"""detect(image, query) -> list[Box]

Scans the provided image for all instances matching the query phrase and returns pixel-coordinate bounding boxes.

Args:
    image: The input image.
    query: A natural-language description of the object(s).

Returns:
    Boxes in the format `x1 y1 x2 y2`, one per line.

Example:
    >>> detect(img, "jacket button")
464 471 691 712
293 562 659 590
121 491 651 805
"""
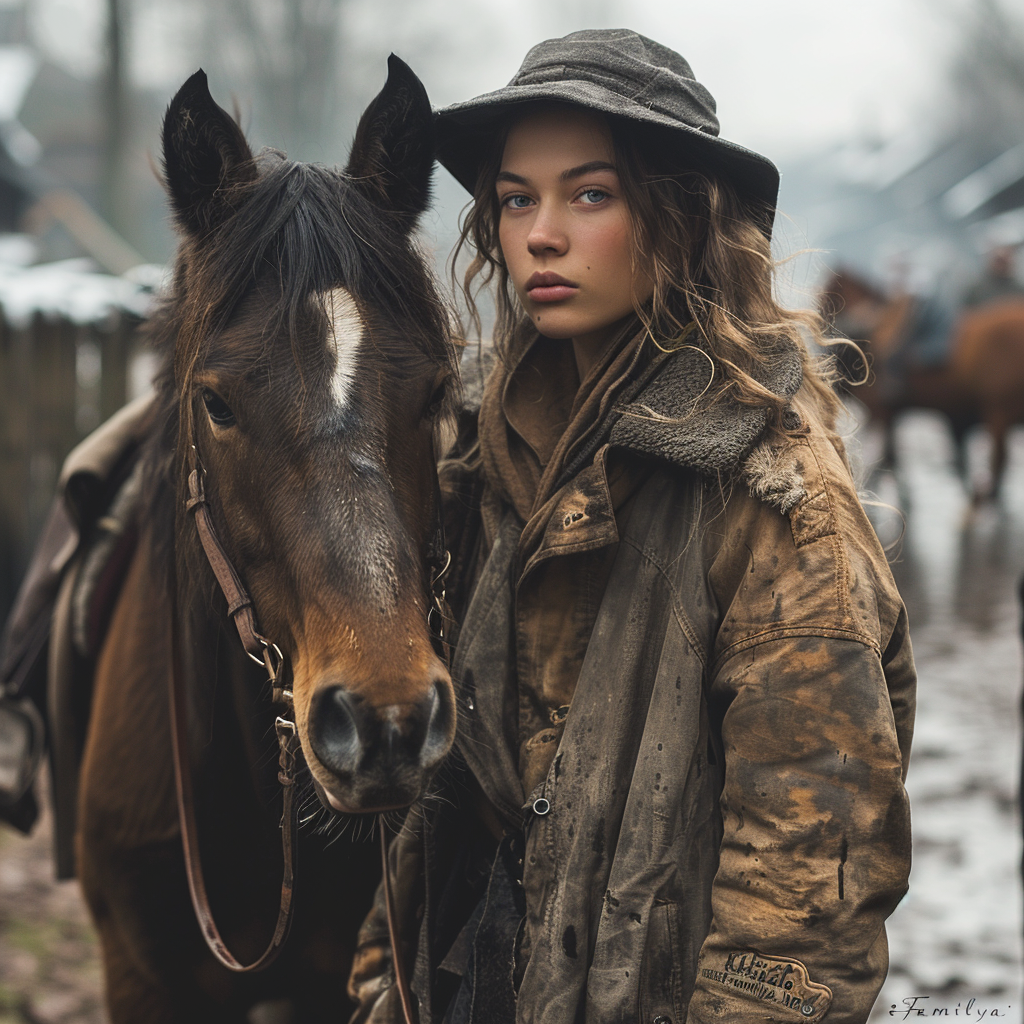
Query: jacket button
653 1017 672 1024
532 797 551 816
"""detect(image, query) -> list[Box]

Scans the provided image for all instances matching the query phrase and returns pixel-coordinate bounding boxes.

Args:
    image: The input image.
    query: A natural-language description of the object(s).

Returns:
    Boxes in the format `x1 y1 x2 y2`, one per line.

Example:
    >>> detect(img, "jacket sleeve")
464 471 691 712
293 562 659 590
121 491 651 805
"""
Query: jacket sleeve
685 627 913 1024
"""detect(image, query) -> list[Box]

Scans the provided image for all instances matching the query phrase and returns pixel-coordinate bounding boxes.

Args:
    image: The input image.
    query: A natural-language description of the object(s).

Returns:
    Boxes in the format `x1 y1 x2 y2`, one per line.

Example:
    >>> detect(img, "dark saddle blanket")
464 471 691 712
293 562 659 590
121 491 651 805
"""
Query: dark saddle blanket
0 397 154 872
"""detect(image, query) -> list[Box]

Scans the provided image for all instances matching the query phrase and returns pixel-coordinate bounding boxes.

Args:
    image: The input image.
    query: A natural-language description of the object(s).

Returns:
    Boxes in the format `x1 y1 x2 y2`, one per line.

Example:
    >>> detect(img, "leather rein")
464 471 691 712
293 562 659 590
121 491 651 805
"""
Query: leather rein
170 460 447 1022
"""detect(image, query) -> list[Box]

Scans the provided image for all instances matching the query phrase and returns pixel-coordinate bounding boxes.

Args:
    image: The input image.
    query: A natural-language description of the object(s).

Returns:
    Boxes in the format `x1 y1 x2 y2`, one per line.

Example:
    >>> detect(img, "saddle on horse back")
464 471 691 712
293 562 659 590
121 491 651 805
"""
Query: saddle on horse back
0 395 154 872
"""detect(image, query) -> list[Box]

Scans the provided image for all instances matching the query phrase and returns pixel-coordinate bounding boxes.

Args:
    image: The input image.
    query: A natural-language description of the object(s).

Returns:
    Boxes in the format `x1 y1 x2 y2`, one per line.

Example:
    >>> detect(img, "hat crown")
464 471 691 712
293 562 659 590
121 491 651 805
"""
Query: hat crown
511 29 720 138
433 27 780 233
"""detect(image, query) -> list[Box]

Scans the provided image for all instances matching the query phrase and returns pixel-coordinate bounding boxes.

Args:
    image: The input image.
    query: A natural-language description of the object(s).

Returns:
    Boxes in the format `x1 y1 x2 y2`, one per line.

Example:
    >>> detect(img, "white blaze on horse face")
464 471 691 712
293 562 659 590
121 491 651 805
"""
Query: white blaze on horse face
320 288 399 614
325 287 365 411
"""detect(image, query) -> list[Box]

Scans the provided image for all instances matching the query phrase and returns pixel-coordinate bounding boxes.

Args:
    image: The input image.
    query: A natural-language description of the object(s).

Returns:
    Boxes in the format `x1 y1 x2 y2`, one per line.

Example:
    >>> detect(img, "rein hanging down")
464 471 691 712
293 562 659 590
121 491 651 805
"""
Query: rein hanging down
172 454 448 1022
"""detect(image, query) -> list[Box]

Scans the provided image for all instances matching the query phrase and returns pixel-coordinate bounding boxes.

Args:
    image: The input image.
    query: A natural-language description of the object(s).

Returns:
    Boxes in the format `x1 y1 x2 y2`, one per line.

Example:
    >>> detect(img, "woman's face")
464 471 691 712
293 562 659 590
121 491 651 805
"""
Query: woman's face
496 106 652 353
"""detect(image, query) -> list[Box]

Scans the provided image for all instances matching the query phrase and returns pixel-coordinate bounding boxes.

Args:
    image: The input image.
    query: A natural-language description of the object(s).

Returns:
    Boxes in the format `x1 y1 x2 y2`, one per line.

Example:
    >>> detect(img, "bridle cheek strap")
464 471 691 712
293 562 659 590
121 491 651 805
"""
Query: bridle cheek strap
173 467 296 973
187 470 274 665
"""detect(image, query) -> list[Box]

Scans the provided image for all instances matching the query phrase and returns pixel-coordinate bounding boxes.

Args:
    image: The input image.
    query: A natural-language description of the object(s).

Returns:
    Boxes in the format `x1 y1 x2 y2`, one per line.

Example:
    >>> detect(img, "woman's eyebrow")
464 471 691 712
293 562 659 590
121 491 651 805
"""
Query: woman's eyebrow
560 160 616 181
495 161 618 187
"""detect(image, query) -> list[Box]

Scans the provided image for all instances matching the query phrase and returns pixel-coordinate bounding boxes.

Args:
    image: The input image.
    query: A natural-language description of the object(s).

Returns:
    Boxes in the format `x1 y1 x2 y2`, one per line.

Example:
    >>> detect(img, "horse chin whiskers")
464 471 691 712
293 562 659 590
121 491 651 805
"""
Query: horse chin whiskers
295 772 366 841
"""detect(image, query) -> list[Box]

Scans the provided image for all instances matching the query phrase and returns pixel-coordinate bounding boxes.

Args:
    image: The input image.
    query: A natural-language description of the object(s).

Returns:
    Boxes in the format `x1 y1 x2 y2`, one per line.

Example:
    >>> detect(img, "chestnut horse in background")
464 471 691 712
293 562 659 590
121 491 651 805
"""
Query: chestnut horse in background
75 62 458 1022
820 266 1024 499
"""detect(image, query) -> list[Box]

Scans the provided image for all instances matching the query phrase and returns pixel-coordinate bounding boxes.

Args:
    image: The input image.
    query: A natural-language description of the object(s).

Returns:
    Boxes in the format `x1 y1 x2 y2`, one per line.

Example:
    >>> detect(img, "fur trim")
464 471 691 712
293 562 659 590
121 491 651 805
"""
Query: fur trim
740 439 807 514
609 337 808 508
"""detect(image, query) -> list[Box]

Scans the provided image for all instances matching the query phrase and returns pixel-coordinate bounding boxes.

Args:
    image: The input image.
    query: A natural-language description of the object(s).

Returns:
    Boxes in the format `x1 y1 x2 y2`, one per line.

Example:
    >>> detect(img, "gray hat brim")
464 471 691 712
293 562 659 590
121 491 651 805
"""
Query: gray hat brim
435 82 779 233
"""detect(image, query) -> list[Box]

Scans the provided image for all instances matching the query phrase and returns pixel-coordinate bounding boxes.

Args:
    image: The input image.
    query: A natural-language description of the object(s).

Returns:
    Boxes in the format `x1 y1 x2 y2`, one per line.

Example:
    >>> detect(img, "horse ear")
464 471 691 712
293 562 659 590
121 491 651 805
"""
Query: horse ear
162 69 257 236
345 54 434 222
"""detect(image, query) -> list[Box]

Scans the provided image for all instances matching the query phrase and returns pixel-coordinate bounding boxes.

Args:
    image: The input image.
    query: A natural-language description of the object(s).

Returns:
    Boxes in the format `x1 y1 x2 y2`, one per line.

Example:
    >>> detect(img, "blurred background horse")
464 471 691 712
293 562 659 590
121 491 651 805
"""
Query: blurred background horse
820 264 1024 500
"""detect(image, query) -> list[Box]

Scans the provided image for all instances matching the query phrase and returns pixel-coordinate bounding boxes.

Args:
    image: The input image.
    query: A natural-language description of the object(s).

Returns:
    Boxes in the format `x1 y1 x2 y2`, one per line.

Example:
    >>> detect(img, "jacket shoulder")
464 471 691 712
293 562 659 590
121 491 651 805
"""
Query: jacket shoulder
709 416 905 666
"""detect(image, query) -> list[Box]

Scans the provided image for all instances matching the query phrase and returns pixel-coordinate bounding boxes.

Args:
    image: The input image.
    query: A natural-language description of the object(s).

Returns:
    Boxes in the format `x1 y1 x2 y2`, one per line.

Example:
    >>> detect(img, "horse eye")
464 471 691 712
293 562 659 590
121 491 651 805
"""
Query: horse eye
425 381 447 418
201 388 236 427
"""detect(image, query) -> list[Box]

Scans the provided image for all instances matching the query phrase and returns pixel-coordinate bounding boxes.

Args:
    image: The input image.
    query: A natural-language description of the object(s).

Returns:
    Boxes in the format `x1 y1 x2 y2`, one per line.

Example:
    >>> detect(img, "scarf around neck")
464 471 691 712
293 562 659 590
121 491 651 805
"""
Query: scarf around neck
478 318 649 526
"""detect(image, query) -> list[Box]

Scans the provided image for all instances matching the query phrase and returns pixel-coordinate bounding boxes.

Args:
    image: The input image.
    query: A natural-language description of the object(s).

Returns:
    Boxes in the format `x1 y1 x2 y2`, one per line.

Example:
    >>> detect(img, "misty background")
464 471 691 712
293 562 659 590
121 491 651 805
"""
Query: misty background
2 2 1024 1023
6 0 1023 298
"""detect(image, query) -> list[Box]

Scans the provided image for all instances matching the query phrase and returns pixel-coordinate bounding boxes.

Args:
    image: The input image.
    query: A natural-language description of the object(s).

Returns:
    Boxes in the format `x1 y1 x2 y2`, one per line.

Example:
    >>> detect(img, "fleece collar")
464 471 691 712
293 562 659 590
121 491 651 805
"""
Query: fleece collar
607 334 808 512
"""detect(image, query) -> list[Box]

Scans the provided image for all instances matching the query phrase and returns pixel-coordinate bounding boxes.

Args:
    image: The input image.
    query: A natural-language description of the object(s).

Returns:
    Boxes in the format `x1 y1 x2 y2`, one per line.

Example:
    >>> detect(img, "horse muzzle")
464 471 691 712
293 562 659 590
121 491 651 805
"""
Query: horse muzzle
305 670 455 812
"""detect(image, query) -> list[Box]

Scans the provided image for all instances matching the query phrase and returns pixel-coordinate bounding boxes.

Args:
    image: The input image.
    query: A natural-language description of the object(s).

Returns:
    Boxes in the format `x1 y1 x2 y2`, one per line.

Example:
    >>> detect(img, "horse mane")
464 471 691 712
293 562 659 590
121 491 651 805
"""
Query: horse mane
138 149 459 576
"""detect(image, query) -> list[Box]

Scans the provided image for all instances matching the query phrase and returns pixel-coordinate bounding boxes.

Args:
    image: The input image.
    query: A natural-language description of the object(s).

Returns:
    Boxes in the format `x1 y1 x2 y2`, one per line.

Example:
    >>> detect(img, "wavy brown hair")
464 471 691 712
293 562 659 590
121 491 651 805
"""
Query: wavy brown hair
451 105 842 439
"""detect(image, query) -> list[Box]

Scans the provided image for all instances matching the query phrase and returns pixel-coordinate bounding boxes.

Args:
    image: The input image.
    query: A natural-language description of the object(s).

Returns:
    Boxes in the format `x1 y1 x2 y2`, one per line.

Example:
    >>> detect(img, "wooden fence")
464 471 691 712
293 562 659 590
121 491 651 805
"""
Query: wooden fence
0 311 147 626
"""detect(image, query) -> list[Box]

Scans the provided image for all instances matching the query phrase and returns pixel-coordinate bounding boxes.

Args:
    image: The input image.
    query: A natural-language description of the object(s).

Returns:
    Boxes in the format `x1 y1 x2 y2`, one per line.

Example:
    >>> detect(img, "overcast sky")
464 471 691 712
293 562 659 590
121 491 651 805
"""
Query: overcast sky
27 0 1004 162
355 0 985 161
22 0 1024 276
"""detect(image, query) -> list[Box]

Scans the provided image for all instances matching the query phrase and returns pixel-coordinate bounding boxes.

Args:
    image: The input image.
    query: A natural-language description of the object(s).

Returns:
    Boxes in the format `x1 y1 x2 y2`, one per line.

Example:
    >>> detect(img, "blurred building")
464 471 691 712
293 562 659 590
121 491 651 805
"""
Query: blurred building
0 8 161 625
781 130 1024 302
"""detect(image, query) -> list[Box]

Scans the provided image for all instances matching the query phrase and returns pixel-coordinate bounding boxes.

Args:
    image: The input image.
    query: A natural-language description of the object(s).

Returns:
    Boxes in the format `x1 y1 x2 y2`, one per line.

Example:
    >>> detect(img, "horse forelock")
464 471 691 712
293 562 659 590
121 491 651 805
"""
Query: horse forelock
144 151 457 455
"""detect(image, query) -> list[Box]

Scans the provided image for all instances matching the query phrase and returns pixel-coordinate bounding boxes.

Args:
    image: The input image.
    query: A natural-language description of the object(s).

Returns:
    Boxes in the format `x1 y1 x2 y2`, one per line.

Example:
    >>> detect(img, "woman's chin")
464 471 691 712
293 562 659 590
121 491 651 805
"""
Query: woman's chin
530 310 603 341
528 308 634 346
529 312 575 338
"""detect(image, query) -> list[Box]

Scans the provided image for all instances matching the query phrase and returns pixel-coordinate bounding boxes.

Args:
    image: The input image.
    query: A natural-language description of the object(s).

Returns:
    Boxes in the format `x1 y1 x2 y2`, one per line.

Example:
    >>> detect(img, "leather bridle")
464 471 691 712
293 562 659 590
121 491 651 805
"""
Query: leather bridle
171 457 447 1022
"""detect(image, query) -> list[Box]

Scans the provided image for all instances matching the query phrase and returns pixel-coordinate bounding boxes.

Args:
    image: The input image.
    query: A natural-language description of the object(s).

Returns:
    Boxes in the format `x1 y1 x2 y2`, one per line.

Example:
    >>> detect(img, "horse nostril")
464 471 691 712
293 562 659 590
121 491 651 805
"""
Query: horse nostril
419 676 455 770
308 674 455 783
308 686 362 776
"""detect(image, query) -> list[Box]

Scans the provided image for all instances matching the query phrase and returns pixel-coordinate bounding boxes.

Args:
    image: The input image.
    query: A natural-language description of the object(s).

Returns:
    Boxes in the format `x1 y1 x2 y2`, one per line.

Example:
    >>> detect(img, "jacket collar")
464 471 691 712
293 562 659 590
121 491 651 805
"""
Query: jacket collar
462 329 809 526
609 334 804 480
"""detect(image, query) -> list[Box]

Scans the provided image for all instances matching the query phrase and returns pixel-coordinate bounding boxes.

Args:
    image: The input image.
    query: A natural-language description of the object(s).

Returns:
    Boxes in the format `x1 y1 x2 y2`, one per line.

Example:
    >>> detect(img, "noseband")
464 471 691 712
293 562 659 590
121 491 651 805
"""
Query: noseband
171 456 448 1018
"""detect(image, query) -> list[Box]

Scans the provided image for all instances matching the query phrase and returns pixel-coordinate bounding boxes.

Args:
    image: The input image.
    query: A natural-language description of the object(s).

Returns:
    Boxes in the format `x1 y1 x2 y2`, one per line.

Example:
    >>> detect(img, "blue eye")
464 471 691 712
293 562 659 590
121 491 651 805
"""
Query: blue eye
579 189 609 204
502 194 533 210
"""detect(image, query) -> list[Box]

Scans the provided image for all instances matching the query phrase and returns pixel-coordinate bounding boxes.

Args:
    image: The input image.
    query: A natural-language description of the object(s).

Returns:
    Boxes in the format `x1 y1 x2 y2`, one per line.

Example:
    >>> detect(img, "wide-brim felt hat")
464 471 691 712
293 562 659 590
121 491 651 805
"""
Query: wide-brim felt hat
435 28 779 234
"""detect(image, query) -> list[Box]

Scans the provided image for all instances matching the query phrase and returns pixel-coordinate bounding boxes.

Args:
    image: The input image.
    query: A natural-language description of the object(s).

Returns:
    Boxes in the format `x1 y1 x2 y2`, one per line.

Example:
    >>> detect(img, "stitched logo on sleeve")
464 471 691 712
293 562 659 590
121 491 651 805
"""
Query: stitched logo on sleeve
699 951 833 1021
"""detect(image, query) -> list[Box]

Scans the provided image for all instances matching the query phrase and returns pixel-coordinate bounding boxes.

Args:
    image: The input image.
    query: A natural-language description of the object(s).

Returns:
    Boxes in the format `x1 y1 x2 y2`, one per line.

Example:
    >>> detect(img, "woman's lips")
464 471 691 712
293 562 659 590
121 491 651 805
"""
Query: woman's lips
526 271 578 303
529 285 577 302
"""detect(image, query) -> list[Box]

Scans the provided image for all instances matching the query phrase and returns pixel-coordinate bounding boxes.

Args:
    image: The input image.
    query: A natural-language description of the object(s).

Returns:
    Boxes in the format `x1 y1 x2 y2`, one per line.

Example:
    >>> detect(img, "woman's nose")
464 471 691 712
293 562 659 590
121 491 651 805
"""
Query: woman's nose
526 205 568 256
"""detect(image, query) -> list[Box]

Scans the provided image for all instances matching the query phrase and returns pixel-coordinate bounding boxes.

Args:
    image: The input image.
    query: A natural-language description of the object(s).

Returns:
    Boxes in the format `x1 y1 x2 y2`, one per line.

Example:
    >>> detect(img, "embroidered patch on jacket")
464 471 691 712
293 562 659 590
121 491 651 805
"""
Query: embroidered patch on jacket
699 950 833 1021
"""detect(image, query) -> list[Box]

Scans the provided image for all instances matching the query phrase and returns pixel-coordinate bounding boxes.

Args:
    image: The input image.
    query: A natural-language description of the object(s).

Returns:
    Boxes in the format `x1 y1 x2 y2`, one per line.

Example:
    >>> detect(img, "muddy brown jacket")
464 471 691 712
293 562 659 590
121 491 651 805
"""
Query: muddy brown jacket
349 341 915 1024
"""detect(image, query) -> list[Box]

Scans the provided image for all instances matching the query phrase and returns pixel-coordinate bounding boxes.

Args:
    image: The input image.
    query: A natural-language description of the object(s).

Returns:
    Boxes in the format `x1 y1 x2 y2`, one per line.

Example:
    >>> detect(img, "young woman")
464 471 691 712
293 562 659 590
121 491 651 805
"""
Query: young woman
349 29 914 1024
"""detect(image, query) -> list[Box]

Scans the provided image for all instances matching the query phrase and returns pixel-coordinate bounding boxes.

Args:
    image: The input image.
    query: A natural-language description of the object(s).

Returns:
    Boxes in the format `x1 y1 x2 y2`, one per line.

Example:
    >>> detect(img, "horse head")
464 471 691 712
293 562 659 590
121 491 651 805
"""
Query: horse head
157 60 458 814
819 265 911 389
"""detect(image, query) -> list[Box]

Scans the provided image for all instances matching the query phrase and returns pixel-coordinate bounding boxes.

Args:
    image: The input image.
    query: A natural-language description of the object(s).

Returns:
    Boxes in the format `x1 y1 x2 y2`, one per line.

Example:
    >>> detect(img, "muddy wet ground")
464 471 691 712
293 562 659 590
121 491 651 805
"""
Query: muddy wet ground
0 772 103 1024
0 407 1022 1022
861 410 1024 1022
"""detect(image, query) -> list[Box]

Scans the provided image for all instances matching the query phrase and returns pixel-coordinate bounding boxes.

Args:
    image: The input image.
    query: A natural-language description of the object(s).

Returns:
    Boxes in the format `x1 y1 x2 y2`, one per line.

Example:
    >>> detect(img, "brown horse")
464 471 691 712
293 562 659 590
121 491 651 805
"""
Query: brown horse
820 265 1024 498
75 62 459 1022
